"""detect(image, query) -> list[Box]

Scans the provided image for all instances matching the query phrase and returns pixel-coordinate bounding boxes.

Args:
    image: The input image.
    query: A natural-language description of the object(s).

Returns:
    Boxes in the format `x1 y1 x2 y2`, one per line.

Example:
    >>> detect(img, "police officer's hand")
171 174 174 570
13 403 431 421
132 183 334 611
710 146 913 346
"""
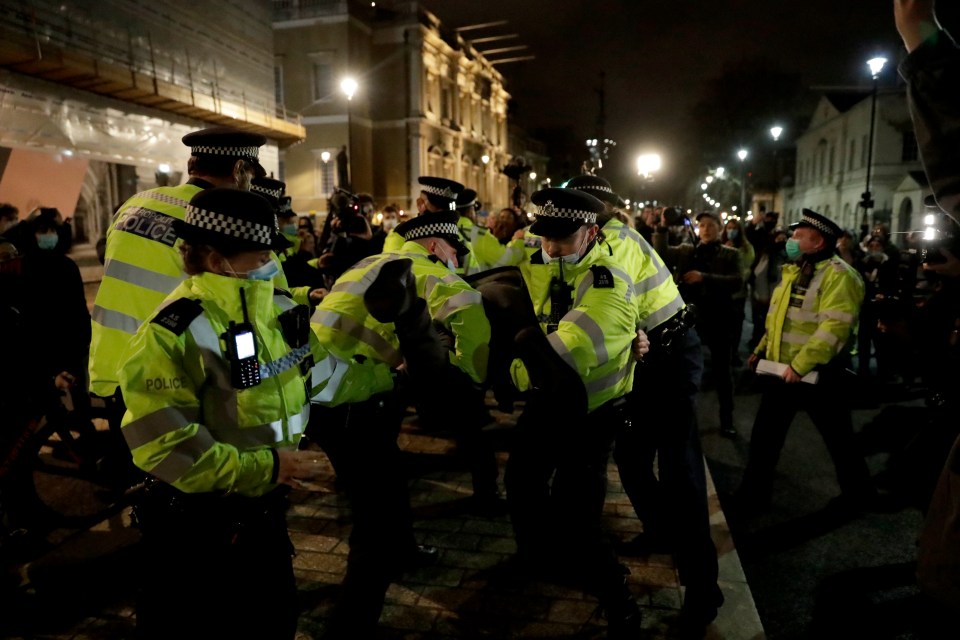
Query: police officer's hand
747 353 761 371
309 287 328 304
276 449 329 490
513 229 525 241
782 366 803 384
632 329 650 362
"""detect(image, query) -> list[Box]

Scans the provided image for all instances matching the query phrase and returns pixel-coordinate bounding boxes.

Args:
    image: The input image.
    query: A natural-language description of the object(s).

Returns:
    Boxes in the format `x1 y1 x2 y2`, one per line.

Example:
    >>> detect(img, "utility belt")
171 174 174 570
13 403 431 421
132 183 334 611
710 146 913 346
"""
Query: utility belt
646 304 697 355
132 476 290 537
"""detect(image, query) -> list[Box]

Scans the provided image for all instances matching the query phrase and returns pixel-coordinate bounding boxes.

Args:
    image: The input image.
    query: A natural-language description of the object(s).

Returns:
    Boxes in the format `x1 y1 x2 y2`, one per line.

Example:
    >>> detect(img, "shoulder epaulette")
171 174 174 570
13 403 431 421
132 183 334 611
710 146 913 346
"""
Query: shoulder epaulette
590 265 615 288
151 298 203 335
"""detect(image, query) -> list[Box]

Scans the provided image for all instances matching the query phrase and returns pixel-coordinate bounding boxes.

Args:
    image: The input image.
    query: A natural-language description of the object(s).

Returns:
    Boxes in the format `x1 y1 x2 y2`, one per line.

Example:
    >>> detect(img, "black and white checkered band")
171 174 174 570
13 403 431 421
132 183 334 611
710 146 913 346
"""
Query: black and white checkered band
579 184 614 194
421 184 457 201
457 197 477 209
251 185 283 200
402 221 460 241
184 204 273 245
800 214 834 236
536 200 597 224
190 145 260 159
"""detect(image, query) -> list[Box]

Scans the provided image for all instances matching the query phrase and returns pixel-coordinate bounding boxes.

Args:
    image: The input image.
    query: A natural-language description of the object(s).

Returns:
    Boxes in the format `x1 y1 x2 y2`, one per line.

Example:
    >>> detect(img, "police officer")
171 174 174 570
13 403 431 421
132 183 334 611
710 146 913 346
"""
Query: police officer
382 175 464 252
566 174 723 638
118 188 338 639
456 188 526 274
308 209 495 637
738 209 876 511
90 126 268 418
505 187 642 637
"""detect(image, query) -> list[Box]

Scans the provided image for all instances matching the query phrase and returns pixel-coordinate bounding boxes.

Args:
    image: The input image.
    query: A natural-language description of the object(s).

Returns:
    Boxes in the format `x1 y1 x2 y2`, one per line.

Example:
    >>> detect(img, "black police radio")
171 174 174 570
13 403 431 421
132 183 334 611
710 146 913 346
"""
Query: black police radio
224 288 261 389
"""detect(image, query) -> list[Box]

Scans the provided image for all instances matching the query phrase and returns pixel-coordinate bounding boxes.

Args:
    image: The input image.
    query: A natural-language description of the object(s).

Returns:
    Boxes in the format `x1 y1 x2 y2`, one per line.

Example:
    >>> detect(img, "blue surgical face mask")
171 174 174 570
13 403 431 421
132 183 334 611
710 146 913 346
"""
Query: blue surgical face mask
785 238 803 261
36 233 59 250
542 232 587 265
726 229 739 240
225 257 280 281
281 223 298 236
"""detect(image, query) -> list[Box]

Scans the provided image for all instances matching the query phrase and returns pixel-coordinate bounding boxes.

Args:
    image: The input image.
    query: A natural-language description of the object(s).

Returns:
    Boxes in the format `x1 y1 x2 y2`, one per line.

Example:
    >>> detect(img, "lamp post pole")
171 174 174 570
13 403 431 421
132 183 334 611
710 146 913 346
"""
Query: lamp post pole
861 57 887 230
340 77 358 191
737 148 748 215
769 126 783 213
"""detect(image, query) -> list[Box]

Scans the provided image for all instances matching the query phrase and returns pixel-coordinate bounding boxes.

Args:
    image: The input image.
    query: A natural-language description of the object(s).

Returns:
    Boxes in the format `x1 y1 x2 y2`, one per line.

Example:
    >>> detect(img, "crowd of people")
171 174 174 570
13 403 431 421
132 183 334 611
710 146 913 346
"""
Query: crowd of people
3 1 960 637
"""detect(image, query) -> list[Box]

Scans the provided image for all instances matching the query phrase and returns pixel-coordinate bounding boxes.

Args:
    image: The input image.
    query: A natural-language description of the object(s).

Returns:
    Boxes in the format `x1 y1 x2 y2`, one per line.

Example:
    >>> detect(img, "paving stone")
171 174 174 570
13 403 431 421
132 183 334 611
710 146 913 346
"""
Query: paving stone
292 551 347 573
379 603 437 631
438 549 505 570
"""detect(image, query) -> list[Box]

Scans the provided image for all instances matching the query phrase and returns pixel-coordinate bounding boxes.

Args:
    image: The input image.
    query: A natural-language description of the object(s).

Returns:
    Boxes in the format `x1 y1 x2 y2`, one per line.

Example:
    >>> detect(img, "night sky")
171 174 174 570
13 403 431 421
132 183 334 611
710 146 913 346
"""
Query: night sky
421 0 937 199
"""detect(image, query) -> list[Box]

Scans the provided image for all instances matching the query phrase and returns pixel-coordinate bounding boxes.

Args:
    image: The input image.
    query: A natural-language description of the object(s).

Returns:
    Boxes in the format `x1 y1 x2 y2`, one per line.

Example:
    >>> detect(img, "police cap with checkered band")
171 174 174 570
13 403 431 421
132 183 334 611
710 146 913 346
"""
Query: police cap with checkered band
394 210 468 256
182 126 268 178
529 187 605 238
789 208 843 240
565 174 626 208
250 176 286 210
418 176 464 211
174 187 291 253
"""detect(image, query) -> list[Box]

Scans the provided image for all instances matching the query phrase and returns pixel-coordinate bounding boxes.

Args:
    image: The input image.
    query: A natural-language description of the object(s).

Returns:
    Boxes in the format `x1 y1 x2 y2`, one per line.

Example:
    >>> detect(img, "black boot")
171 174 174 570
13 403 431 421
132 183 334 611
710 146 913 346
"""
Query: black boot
363 257 416 323
602 584 643 639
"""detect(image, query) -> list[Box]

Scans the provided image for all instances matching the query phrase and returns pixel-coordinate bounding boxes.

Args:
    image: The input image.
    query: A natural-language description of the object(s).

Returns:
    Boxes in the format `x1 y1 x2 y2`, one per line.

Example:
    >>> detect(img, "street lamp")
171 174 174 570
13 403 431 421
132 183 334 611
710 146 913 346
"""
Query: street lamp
861 56 887 228
636 153 661 207
770 125 783 212
340 76 358 190
737 148 749 215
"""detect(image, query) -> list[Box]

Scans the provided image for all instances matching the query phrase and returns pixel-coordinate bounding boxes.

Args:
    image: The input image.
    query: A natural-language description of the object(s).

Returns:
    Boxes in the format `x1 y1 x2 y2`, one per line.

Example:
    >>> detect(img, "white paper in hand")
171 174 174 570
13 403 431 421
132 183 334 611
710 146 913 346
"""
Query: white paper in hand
756 359 819 384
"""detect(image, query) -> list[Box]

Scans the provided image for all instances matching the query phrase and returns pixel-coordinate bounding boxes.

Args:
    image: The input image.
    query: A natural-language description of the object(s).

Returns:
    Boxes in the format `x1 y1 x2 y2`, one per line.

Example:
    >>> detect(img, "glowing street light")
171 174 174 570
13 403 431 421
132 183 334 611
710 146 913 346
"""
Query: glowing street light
861 56 888 227
481 154 490 164
320 151 331 163
340 77 358 100
770 126 783 142
636 153 662 178
737 149 749 214
340 77 358 190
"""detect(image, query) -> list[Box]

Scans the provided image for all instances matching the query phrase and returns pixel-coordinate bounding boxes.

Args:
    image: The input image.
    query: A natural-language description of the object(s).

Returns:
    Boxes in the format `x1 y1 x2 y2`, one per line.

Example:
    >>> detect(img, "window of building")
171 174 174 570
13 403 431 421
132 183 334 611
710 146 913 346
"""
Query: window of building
307 51 336 103
828 144 835 179
314 149 336 198
902 131 919 162
274 59 285 108
861 134 869 167
848 139 856 171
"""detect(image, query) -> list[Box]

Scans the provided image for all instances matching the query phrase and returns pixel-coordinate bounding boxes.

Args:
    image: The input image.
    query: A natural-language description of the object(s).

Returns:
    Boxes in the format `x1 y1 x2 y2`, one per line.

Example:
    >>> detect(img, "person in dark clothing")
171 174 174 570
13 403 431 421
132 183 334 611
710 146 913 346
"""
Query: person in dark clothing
653 212 743 436
857 235 902 379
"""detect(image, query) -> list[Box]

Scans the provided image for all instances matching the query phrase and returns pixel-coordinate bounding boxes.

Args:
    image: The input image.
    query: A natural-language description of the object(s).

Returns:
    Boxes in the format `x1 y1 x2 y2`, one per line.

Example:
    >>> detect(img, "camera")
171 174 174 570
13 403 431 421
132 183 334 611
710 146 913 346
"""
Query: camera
329 188 367 235
920 197 960 265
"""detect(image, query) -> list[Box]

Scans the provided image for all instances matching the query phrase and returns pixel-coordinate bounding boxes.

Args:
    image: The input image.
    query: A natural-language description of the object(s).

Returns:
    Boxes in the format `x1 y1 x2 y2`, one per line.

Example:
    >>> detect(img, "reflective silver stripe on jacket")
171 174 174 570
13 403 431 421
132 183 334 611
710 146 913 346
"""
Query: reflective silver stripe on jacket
311 352 353 404
822 309 855 323
800 267 829 311
423 271 464 300
330 280 367 296
104 259 184 294
434 289 482 322
781 332 810 345
548 309 609 367
147 427 217 484
186 313 239 426
585 364 632 395
607 266 633 303
206 403 310 449
785 308 819 323
812 328 842 348
310 308 402 366
643 297 685 330
122 406 201 449
634 265 671 296
575 271 595 307
92 304 142 335
493 243 524 267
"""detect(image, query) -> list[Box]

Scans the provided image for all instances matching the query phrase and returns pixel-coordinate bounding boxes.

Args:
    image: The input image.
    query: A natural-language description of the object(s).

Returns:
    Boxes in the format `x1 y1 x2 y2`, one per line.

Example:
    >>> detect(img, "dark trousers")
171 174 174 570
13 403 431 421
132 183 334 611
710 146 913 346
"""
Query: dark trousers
740 372 874 501
309 395 416 632
750 299 770 350
505 396 629 600
614 328 719 592
134 487 298 640
700 325 735 429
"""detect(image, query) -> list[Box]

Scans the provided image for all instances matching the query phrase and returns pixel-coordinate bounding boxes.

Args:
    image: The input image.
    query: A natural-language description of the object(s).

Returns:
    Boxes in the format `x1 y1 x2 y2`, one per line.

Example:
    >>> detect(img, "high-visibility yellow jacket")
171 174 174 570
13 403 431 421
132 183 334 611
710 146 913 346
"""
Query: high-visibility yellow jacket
309 242 491 404
601 217 687 330
754 255 864 376
459 216 526 274
90 182 304 397
119 273 355 497
511 242 639 412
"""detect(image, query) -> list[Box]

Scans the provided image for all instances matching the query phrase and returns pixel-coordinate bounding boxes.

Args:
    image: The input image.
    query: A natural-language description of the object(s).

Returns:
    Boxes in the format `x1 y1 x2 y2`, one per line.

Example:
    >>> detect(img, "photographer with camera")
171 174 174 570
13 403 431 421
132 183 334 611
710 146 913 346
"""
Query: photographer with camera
315 188 377 289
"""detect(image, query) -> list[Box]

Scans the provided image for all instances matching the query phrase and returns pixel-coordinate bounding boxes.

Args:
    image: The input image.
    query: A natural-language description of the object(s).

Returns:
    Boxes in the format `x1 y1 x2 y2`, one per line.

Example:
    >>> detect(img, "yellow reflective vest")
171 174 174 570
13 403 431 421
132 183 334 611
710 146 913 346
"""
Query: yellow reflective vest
309 242 491 405
119 273 352 497
601 217 687 331
511 243 639 412
90 182 297 397
459 216 526 274
753 255 864 376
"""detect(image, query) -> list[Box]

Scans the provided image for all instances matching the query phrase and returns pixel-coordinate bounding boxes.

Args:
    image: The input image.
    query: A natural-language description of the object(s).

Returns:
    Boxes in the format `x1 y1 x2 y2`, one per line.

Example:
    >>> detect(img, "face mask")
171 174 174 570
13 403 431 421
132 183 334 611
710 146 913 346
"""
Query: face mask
867 251 885 260
784 238 803 261
281 223 298 236
726 229 739 240
225 257 280 281
542 232 587 265
382 219 397 231
37 233 59 250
